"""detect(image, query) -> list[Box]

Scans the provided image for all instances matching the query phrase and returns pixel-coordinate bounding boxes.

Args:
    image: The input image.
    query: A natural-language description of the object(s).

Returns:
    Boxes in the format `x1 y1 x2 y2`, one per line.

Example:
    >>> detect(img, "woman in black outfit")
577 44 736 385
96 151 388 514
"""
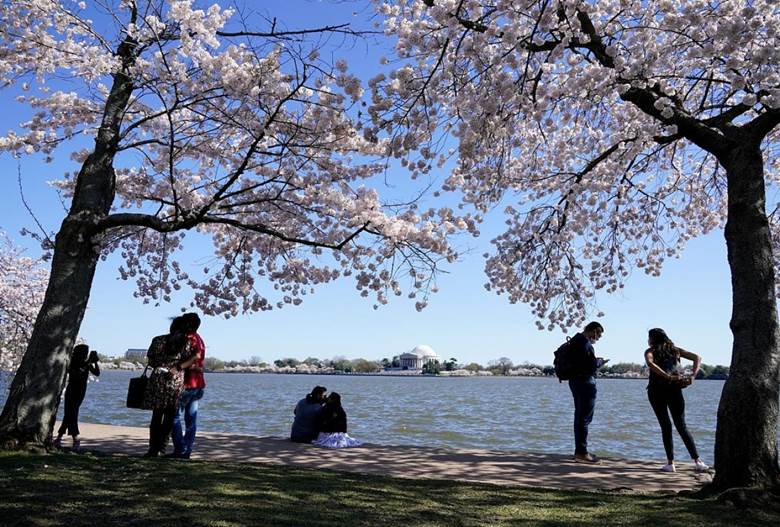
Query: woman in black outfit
644 328 709 473
318 392 348 433
312 392 362 448
53 344 100 450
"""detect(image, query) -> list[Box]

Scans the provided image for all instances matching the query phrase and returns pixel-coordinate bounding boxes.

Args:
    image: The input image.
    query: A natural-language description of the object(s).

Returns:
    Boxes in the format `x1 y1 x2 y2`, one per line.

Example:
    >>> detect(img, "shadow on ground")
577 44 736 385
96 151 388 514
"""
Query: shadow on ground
78 422 710 492
0 448 777 527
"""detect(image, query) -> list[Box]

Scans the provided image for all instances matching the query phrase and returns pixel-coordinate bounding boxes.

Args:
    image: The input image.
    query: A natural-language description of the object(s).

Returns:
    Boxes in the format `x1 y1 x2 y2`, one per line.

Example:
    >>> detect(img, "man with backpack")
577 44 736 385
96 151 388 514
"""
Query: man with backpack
559 321 609 463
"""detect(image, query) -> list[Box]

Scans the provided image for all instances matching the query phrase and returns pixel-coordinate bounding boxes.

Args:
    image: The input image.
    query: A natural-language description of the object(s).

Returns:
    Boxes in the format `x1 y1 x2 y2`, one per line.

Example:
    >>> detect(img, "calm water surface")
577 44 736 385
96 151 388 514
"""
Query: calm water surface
3 372 778 462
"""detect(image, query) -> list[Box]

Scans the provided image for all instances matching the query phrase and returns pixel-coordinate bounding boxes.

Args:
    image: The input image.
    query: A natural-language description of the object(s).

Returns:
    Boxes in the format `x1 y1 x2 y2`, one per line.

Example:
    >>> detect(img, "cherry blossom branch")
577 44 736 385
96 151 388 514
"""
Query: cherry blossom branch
16 164 53 247
95 212 371 251
420 0 489 33
216 23 375 39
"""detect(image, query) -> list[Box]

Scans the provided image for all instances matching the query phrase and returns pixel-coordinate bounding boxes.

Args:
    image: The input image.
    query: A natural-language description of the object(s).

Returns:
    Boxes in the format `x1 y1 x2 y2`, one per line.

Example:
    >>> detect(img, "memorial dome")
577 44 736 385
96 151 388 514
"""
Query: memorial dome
411 344 437 358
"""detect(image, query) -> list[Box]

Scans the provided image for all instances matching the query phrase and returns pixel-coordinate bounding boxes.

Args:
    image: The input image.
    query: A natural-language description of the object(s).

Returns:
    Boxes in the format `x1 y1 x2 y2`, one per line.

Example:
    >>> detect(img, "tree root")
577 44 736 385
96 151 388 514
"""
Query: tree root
0 436 49 454
713 485 780 509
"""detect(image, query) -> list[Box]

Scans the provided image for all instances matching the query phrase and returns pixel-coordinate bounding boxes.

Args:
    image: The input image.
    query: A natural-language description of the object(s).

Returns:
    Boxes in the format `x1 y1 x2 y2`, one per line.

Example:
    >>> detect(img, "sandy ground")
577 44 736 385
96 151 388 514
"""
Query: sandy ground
67 422 712 493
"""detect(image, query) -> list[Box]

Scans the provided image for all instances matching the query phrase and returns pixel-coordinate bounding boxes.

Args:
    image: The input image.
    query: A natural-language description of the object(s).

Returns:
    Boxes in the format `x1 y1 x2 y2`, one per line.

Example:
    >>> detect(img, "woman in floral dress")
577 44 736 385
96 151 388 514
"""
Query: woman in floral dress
143 317 197 457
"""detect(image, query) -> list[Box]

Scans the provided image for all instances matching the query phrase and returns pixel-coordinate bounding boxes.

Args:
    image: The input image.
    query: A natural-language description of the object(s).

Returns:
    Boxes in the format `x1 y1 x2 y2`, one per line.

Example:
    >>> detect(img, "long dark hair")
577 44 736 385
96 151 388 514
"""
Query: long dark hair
322 392 343 421
164 316 188 358
648 328 679 363
326 392 342 408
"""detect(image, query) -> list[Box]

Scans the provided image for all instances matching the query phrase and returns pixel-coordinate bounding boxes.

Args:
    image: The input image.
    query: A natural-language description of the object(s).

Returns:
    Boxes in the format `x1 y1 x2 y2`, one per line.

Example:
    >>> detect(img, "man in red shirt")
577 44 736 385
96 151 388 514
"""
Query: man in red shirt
169 312 206 459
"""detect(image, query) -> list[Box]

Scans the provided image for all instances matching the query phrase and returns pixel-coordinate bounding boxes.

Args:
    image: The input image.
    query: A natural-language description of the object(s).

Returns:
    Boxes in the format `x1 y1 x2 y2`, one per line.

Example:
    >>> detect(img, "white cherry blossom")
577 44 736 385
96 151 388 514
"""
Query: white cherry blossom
0 0 468 448
370 0 780 491
370 0 779 328
0 233 47 374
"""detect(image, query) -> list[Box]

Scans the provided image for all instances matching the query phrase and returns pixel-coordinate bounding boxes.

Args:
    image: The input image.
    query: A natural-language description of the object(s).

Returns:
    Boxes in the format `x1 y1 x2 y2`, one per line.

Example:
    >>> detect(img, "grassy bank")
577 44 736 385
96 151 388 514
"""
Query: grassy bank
1 450 777 527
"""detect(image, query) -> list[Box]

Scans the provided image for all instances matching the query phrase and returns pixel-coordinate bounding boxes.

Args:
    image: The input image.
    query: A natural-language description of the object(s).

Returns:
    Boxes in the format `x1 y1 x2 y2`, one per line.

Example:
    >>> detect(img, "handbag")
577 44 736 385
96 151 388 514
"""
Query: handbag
669 373 693 389
677 375 693 389
126 366 151 409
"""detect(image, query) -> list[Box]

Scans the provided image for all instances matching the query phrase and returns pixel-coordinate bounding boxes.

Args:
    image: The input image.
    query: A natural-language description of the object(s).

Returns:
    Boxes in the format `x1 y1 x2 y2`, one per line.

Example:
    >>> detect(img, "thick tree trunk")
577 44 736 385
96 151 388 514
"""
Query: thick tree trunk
0 218 101 447
0 32 136 448
715 143 780 489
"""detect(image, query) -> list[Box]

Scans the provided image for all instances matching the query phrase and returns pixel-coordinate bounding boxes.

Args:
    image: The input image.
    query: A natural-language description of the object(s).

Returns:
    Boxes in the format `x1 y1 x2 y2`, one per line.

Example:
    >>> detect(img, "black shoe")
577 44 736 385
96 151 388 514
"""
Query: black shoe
163 451 190 459
142 450 159 458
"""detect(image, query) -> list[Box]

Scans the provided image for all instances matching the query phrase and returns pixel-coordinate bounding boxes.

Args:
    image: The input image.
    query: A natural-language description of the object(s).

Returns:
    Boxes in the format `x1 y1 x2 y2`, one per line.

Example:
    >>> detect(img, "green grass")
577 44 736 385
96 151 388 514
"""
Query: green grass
0 450 777 527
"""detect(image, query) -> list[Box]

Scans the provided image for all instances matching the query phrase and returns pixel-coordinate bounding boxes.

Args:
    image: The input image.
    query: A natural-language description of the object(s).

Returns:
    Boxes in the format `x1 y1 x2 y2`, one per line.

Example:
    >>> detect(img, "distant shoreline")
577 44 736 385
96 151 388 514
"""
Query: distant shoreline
95 365 728 380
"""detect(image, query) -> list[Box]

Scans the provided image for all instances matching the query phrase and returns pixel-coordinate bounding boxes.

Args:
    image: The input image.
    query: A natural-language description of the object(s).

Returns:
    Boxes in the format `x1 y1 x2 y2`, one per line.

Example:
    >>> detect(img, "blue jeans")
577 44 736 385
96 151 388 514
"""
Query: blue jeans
172 388 204 455
568 377 597 455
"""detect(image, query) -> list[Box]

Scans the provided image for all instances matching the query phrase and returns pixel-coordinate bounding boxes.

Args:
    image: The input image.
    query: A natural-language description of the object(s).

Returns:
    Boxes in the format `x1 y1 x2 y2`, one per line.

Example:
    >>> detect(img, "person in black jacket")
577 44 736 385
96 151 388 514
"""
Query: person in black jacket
53 344 100 451
311 392 362 448
567 321 609 463
318 392 348 433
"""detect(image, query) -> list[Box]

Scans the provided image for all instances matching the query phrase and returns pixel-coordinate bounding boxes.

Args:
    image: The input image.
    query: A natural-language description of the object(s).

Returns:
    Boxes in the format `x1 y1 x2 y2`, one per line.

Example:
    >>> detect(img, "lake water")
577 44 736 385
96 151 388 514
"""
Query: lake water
3 371 779 462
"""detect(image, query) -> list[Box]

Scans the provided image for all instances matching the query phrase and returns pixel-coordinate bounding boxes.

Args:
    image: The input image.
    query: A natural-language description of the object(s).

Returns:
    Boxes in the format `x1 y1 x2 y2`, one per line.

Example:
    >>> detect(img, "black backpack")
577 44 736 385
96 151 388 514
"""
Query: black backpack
553 337 574 382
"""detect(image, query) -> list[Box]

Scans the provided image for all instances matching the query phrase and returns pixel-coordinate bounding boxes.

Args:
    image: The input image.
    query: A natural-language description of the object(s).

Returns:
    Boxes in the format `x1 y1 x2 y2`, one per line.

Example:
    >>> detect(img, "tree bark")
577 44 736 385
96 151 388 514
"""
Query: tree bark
715 142 780 489
0 33 136 448
0 218 102 447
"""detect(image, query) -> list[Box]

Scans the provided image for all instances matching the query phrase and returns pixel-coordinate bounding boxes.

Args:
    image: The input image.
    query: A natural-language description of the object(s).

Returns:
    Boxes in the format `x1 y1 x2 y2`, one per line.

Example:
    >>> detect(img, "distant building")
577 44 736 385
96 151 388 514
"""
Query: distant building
399 344 440 370
125 348 146 361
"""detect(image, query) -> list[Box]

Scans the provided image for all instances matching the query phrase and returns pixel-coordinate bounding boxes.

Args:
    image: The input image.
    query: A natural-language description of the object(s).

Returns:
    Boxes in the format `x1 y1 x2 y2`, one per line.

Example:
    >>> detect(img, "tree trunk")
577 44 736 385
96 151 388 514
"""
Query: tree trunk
0 33 136 448
715 143 780 489
0 218 101 447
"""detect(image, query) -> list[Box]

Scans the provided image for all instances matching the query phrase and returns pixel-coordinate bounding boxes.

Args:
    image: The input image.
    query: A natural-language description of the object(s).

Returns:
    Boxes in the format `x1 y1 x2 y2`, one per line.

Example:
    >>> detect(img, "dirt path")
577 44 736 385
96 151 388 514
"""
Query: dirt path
74 422 711 492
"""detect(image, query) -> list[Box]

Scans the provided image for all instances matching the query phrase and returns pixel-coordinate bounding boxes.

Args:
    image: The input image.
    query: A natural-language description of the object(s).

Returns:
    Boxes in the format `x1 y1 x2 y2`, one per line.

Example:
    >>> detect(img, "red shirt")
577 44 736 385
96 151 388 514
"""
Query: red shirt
183 332 206 389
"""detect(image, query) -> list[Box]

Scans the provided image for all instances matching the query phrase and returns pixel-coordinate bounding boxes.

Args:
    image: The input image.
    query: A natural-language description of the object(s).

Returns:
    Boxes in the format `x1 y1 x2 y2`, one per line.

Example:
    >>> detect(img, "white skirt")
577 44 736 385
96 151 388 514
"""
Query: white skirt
312 432 362 449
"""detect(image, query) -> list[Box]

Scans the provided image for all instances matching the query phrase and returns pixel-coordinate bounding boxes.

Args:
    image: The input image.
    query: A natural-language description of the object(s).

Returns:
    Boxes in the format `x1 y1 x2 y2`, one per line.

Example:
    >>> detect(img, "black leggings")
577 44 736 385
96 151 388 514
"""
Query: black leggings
648 385 699 461
58 386 86 437
148 407 176 454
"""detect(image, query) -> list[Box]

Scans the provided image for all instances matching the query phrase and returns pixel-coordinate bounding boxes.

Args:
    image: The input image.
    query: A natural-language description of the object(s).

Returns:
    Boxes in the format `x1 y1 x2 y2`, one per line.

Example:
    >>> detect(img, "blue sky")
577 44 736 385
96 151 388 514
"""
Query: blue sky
0 0 736 366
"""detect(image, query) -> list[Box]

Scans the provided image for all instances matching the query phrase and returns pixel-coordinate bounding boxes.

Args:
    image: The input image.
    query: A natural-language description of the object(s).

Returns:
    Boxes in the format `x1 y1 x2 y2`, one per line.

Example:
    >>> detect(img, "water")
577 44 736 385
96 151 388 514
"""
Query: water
2 372 777 462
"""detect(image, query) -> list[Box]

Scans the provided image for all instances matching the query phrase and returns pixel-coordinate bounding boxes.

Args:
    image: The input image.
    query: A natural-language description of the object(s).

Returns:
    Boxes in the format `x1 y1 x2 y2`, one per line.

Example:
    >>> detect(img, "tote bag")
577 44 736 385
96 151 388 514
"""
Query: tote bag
126 366 151 409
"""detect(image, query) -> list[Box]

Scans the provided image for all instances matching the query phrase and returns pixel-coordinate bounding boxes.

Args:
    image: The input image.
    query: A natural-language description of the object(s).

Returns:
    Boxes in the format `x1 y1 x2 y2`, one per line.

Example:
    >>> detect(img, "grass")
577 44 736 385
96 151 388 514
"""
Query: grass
1 450 778 527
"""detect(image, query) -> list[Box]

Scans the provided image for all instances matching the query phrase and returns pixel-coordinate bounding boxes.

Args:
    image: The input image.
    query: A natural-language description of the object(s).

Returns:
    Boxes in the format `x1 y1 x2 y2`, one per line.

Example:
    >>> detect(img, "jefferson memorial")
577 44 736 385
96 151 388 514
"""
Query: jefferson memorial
399 344 440 370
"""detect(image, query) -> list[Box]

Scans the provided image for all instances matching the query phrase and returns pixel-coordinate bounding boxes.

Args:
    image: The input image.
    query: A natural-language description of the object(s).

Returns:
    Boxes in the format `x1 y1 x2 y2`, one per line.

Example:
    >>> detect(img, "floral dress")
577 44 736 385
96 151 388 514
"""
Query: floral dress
143 334 195 410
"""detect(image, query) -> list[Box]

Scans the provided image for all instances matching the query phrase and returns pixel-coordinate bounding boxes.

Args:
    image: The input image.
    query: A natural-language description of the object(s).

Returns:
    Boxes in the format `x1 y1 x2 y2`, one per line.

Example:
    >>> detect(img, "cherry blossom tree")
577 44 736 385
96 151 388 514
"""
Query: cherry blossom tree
0 233 48 376
0 0 470 448
370 0 780 490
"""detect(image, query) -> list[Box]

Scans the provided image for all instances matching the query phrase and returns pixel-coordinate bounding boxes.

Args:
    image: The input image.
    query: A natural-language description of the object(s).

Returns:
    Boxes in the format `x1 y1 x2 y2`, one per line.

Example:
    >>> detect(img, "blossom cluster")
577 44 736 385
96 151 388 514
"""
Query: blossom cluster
370 0 779 329
0 1 471 317
0 233 48 372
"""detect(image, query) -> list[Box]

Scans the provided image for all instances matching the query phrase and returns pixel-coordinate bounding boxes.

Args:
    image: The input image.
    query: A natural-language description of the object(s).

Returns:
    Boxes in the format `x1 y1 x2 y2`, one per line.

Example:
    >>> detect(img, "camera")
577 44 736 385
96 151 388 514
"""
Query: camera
88 350 99 363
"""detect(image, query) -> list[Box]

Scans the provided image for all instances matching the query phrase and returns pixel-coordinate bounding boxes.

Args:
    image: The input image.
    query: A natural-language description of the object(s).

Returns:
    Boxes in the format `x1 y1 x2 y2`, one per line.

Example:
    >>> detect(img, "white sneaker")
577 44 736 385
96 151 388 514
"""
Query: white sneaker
661 463 676 472
694 459 710 472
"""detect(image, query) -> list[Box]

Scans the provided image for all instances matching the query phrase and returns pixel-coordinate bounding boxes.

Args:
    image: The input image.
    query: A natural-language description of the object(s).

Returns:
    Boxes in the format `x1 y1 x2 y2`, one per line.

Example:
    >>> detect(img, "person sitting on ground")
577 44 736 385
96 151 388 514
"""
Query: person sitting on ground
312 392 362 449
53 344 100 451
290 385 327 443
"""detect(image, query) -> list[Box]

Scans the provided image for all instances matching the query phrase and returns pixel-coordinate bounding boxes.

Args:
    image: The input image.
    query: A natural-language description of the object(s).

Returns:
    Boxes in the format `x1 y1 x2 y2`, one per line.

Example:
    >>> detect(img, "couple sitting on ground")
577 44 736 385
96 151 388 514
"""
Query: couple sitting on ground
290 385 362 448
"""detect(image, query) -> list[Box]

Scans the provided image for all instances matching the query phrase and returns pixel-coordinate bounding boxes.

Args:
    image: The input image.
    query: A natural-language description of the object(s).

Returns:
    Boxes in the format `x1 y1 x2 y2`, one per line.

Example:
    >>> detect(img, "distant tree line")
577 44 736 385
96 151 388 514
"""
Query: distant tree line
96 352 730 379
